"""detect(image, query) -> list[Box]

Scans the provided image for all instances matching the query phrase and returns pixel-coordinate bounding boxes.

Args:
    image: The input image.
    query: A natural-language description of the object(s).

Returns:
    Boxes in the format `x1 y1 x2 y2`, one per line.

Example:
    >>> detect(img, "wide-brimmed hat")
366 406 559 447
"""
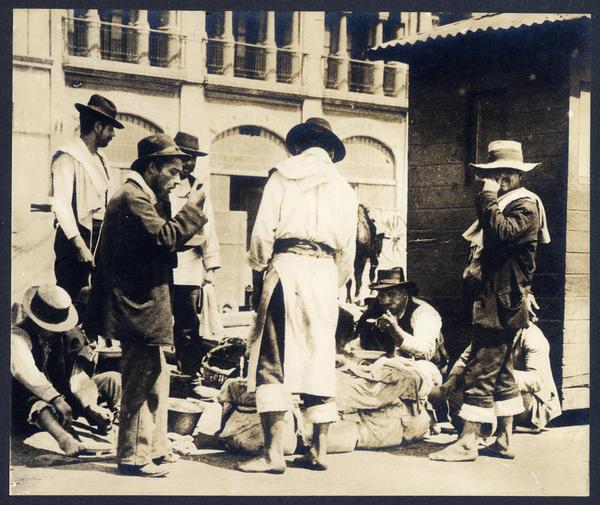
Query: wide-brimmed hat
22 285 78 332
131 134 191 171
286 117 346 163
75 94 124 129
469 140 540 172
369 267 417 292
174 131 208 157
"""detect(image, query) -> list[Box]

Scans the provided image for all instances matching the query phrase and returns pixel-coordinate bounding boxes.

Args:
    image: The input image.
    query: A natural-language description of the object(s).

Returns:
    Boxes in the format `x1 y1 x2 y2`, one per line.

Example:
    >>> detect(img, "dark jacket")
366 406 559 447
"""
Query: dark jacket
472 189 541 329
85 179 207 345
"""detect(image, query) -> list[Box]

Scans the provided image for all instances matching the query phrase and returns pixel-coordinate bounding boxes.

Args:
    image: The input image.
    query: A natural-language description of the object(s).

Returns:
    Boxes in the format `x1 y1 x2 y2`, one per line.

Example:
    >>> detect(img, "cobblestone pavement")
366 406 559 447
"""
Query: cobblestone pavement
10 424 588 496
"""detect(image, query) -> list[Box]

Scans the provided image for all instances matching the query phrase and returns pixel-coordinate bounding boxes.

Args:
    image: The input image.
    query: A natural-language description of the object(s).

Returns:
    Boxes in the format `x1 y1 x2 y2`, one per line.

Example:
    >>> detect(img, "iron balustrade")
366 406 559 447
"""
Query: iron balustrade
325 56 341 89
383 64 408 97
234 41 267 80
63 17 185 69
206 38 302 83
276 48 301 83
206 38 226 74
348 59 375 93
99 21 137 63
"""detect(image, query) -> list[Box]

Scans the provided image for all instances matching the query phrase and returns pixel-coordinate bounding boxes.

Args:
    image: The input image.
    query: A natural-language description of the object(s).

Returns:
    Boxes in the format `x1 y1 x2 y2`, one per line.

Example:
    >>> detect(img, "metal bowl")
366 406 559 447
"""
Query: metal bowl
167 398 206 436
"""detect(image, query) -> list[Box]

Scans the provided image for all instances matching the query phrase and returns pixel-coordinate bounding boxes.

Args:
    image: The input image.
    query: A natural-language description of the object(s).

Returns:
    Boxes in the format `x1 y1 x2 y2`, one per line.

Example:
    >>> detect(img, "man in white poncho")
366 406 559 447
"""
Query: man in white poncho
238 118 358 474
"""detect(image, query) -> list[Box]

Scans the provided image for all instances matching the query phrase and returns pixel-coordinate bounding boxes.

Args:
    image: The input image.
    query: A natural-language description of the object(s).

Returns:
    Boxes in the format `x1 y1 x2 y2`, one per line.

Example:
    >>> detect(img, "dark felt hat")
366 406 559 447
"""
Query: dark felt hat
174 131 208 157
369 267 417 292
22 285 78 332
75 94 124 129
286 117 346 163
131 134 191 171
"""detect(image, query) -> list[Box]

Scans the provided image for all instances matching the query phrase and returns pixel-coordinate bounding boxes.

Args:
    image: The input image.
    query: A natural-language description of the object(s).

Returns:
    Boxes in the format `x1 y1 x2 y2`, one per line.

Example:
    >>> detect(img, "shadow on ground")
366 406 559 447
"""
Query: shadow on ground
11 435 118 475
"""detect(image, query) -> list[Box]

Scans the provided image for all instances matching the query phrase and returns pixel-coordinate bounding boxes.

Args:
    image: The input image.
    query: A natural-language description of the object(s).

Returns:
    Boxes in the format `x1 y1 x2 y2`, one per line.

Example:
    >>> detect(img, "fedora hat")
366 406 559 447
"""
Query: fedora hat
369 267 417 292
75 94 124 129
22 285 78 332
174 131 208 157
286 117 346 163
469 140 540 172
131 134 191 171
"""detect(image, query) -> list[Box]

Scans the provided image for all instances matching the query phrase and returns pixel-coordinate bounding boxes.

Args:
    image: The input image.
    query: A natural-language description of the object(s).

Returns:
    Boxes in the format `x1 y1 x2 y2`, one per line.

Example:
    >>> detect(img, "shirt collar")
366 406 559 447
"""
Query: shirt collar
126 170 157 205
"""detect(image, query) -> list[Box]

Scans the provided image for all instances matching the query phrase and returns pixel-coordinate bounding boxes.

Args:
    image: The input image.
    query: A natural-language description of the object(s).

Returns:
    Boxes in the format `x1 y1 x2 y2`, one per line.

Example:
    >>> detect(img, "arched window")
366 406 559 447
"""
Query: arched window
338 136 395 182
210 125 288 177
102 113 163 192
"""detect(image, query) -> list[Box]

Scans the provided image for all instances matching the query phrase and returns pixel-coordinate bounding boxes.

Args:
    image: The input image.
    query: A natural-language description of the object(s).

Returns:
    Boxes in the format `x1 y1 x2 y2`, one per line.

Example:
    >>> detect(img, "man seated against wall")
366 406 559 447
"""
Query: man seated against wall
11 284 121 456
346 267 448 380
431 322 562 433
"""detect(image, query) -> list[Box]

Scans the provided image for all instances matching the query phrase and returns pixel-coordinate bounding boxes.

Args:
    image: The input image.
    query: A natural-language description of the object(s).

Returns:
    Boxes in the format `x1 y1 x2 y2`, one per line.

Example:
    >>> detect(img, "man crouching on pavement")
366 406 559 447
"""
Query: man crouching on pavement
86 134 208 477
239 118 358 474
429 140 550 462
11 285 121 457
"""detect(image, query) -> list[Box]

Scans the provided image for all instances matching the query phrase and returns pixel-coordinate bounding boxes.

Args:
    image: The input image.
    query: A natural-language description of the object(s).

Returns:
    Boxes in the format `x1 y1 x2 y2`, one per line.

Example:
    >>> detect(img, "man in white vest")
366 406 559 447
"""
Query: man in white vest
50 94 124 300
171 131 221 375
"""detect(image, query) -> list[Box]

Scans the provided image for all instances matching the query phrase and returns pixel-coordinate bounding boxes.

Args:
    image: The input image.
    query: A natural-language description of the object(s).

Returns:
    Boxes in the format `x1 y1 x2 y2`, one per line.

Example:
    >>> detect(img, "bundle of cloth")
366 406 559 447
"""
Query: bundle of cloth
212 355 436 455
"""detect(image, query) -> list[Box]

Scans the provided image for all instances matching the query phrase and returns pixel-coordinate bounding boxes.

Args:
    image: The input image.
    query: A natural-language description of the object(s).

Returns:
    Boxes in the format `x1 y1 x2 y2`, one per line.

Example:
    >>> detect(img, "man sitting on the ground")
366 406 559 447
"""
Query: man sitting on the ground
11 284 121 456
431 322 561 432
349 268 448 376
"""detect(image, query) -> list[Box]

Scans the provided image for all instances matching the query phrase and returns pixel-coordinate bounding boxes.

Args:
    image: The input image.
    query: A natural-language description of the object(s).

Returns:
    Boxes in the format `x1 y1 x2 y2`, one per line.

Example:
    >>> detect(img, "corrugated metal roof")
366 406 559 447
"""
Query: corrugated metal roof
368 12 590 57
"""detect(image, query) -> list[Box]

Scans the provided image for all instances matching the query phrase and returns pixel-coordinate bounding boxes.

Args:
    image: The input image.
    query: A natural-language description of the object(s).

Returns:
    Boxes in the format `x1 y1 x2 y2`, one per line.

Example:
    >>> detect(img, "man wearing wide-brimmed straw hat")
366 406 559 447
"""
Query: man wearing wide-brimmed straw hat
86 133 208 477
11 284 121 457
50 94 124 301
239 118 358 474
170 132 221 376
429 140 551 462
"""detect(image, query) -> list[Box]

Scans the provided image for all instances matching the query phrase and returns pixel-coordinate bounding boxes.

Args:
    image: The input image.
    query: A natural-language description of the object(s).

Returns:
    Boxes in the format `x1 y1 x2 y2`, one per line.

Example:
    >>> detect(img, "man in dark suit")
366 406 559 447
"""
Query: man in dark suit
430 140 550 462
86 134 208 477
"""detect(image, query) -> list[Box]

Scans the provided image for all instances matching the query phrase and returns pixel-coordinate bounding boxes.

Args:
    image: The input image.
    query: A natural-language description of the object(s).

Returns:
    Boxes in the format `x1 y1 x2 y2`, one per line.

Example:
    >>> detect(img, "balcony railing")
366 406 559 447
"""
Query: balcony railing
99 22 137 63
63 17 185 69
206 38 225 74
384 64 408 98
349 59 375 93
325 56 340 89
276 48 301 84
234 41 267 80
324 55 407 97
206 38 302 84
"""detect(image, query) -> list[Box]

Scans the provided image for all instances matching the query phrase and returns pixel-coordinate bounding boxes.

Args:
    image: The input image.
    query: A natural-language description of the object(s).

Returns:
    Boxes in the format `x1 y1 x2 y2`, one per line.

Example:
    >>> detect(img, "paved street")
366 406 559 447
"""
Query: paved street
10 424 588 496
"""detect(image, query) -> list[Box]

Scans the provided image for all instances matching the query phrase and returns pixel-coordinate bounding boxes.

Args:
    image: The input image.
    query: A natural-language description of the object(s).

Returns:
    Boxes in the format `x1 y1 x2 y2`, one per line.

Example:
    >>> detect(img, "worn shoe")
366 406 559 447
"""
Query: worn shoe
118 462 170 477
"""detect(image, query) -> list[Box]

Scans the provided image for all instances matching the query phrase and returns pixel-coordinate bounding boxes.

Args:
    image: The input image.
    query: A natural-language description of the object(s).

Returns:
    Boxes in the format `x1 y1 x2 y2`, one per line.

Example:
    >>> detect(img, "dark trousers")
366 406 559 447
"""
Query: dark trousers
117 340 169 466
462 327 520 409
172 284 205 375
54 220 101 301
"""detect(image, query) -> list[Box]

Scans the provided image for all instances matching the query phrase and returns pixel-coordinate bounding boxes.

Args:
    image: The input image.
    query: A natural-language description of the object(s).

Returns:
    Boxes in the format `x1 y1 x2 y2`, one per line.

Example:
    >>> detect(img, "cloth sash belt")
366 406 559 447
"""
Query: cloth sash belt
273 238 335 258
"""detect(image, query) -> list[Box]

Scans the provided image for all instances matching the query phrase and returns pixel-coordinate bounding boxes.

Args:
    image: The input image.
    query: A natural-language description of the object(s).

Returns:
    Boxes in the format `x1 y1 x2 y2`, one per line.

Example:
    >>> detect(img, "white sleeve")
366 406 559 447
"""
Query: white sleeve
201 196 221 271
248 173 283 272
334 191 358 288
399 304 441 360
51 154 80 239
11 331 60 403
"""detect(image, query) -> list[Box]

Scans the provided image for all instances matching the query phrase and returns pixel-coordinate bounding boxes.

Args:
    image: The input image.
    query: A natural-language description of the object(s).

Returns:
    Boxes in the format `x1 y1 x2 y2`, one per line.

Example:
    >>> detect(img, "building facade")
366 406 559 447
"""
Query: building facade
12 10 436 309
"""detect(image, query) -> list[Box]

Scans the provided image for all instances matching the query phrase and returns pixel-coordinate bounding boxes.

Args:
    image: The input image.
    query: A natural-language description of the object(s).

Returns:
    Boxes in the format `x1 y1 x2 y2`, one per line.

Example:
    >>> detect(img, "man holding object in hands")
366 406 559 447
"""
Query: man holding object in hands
429 140 550 462
86 134 208 477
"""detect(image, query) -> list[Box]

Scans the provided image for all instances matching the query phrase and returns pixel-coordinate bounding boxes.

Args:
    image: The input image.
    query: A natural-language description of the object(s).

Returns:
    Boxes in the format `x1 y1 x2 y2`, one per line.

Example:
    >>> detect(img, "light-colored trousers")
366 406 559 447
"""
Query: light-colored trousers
117 340 169 466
